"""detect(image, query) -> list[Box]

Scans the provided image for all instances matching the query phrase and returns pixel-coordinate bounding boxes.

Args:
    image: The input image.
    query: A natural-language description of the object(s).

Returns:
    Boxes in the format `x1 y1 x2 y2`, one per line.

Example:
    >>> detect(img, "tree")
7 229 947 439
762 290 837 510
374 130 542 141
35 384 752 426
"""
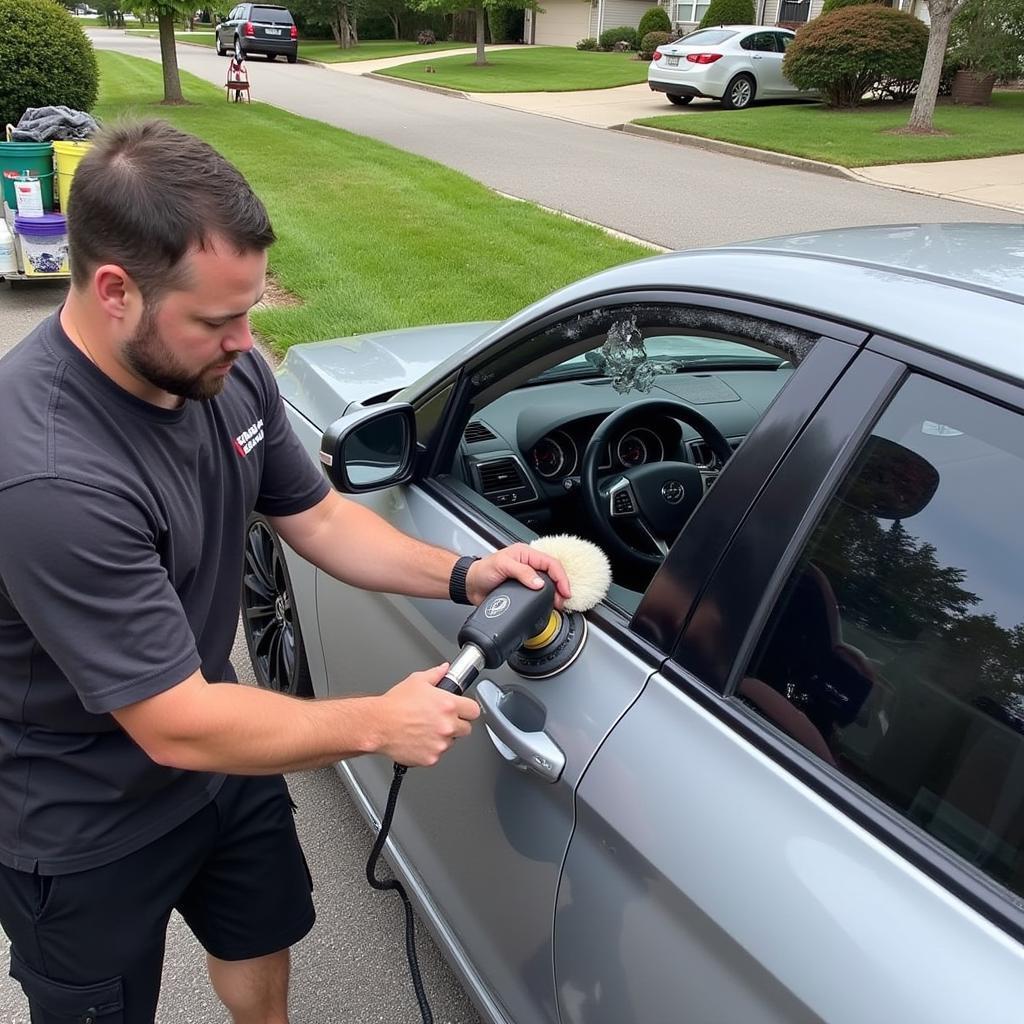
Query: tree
363 0 409 38
410 0 534 65
906 0 969 133
291 0 361 47
132 1 196 102
699 0 754 30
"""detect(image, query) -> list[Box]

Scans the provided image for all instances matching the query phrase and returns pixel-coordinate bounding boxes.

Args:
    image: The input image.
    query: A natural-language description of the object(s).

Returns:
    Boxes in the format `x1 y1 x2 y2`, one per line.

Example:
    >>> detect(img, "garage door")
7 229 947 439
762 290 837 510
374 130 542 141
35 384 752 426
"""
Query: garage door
534 0 594 46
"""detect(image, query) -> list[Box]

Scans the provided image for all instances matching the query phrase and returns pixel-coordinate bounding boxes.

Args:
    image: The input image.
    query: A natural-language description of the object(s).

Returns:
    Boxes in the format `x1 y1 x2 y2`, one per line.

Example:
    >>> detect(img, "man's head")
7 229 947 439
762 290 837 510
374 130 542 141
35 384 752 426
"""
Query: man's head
66 120 275 402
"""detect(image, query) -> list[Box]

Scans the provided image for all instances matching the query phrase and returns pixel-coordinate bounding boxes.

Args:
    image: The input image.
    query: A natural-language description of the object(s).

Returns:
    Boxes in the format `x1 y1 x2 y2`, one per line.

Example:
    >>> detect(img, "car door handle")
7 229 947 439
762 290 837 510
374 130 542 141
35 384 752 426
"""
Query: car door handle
476 680 565 783
752 54 763 59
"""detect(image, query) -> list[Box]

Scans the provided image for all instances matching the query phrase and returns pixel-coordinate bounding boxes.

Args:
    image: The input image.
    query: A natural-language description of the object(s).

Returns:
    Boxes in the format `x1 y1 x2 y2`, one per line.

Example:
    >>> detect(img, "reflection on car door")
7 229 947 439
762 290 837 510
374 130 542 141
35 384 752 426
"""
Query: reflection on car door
750 32 789 96
556 349 1024 1022
315 495 660 1024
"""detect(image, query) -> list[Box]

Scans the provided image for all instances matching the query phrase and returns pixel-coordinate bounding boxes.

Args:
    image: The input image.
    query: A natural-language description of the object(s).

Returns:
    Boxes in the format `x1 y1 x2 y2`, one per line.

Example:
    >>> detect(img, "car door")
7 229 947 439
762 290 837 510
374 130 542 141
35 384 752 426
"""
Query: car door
748 31 787 97
555 343 1024 1022
315 294 864 1023
772 31 801 95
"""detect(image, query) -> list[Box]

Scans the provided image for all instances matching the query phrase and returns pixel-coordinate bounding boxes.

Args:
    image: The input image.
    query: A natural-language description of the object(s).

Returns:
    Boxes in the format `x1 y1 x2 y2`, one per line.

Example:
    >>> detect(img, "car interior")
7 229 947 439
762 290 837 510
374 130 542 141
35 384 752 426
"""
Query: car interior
438 302 817 609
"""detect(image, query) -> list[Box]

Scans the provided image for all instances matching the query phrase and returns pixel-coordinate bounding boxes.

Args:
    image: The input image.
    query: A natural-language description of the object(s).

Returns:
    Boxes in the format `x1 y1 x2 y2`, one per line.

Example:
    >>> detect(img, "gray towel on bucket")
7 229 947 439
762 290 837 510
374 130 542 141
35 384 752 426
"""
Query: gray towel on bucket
11 107 100 142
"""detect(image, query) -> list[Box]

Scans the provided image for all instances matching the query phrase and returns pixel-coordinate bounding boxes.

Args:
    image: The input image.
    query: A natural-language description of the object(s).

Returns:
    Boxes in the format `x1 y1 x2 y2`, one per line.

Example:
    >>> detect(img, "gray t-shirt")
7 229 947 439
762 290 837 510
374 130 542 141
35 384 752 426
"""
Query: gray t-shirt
0 311 330 874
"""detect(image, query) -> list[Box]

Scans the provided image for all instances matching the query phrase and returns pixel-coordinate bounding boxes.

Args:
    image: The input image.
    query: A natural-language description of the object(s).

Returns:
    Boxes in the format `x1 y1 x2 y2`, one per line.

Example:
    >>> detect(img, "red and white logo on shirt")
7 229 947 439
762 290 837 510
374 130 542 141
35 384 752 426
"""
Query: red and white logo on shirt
233 418 264 457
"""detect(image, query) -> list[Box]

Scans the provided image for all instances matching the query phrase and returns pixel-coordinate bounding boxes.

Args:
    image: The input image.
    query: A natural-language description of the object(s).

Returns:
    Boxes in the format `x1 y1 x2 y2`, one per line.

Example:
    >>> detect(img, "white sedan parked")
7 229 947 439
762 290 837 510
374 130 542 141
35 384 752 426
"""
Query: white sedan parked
648 25 812 110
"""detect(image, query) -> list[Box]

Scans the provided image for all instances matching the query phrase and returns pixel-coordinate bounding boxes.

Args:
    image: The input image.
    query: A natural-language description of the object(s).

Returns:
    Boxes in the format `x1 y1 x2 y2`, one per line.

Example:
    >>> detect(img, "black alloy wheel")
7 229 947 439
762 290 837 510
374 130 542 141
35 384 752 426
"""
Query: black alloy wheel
241 515 313 696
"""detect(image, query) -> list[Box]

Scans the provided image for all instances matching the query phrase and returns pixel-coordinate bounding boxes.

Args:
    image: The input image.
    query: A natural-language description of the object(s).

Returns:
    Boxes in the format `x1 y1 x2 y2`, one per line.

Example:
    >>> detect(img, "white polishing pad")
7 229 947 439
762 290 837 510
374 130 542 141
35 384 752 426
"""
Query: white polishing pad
530 535 612 612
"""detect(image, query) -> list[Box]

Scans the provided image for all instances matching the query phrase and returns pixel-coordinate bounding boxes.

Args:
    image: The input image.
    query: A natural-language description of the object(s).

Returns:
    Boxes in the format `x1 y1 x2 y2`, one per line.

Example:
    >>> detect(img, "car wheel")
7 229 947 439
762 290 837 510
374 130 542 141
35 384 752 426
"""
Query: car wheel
722 73 755 110
287 53 298 64
215 34 224 56
266 52 276 61
234 37 245 60
667 94 693 106
241 514 313 697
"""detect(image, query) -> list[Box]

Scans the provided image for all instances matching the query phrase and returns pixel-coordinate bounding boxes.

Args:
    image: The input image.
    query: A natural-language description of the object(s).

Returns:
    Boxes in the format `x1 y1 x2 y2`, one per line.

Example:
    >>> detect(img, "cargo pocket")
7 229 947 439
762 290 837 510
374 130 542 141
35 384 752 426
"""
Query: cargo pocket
9 951 123 1023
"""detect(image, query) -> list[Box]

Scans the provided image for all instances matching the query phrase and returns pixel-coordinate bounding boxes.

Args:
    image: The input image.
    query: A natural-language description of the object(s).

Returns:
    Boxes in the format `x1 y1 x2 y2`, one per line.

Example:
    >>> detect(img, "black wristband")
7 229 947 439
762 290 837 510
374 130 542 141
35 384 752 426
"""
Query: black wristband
449 555 480 605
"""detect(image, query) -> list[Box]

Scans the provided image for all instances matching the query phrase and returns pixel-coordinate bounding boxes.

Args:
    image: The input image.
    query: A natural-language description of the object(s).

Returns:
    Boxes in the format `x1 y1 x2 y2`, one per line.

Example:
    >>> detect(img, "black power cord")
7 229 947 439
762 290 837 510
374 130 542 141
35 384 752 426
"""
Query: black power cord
365 763 434 1024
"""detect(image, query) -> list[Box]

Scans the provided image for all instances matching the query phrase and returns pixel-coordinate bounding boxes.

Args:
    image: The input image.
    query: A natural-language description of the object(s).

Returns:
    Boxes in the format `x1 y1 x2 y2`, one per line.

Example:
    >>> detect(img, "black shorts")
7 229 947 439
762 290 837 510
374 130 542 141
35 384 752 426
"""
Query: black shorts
0 773 315 1023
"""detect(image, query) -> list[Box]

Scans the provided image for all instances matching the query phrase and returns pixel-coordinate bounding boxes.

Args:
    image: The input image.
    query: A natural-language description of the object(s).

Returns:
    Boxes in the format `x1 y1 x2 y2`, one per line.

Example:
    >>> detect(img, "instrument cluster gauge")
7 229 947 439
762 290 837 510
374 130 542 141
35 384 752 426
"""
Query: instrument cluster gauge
616 429 664 467
530 431 578 480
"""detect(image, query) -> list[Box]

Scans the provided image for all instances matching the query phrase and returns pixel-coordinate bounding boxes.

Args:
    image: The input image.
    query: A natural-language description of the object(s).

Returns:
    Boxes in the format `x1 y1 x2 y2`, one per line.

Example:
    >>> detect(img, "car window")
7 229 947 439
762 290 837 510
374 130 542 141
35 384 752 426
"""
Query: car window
453 302 817 606
775 32 794 51
741 375 1024 900
252 5 293 23
678 30 737 46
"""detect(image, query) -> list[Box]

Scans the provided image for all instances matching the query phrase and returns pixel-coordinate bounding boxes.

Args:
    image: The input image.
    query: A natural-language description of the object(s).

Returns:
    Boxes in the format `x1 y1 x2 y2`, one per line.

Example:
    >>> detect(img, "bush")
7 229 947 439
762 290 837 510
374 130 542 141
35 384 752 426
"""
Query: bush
417 29 436 44
783 5 928 107
821 0 886 13
640 31 673 60
576 36 598 50
0 0 98 131
599 26 638 51
637 5 672 39
698 0 754 29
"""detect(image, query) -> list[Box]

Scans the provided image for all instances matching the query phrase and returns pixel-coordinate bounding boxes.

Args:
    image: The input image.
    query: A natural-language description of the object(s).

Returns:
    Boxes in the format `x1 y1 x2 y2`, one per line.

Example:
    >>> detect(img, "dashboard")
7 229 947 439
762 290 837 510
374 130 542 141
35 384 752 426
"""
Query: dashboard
455 368 791 517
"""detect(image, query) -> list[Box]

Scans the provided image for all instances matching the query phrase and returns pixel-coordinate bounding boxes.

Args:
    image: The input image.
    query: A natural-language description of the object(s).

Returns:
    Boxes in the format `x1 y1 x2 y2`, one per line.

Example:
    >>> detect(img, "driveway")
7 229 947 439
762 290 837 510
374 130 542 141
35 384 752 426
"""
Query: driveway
89 29 1021 253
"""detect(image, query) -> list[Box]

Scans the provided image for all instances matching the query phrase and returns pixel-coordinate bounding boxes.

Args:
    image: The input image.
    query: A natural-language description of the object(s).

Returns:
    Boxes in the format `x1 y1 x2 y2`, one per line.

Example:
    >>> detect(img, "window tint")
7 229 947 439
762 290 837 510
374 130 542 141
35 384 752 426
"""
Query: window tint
775 32 794 51
742 375 1024 899
252 5 293 23
679 29 737 46
742 33 777 52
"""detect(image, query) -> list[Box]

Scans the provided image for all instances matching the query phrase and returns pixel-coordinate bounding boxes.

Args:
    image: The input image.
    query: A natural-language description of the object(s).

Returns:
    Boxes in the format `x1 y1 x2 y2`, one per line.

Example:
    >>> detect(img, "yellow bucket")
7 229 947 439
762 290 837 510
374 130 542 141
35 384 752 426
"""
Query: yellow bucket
53 140 92 215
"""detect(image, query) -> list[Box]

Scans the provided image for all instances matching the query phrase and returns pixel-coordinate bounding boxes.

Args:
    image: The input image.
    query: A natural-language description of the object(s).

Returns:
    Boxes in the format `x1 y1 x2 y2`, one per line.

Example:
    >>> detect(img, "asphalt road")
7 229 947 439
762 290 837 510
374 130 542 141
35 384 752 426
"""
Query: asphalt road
0 307 479 1023
89 29 1022 250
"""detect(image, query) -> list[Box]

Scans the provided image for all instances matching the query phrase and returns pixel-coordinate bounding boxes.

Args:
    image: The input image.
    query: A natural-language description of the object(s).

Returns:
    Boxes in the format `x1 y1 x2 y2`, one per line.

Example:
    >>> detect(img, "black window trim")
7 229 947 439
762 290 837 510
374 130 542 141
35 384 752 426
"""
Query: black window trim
669 340 1024 941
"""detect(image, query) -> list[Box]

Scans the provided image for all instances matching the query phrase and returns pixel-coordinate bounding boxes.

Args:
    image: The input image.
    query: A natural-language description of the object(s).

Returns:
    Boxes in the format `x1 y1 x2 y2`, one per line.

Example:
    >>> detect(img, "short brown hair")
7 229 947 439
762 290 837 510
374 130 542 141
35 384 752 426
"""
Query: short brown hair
67 119 276 298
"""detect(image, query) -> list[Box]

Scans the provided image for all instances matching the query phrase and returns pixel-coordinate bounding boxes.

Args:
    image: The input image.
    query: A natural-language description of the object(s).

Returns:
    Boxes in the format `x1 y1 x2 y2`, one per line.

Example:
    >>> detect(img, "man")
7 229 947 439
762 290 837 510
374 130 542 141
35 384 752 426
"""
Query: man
0 120 570 1024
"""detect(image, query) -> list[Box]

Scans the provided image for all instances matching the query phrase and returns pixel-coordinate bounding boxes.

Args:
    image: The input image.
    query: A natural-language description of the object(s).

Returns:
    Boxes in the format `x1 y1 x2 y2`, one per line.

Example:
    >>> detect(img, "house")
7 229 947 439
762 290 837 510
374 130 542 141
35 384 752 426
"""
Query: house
526 0 929 48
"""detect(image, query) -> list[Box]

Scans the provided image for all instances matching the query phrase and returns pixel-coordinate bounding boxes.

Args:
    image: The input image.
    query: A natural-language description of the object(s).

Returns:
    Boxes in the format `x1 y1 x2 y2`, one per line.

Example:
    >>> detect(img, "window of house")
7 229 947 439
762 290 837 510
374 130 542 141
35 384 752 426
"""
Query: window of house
741 375 1024 899
778 0 811 23
674 2 712 24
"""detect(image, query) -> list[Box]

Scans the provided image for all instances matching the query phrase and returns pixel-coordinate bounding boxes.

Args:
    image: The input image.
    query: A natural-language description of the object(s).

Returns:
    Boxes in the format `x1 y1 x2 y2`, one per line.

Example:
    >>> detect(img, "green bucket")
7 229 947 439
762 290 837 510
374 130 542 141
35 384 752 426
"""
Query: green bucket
0 141 55 212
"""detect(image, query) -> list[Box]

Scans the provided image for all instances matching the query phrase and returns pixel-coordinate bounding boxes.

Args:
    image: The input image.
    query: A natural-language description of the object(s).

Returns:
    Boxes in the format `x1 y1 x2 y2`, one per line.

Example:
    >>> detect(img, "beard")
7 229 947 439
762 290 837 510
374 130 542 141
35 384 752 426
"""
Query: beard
123 303 237 402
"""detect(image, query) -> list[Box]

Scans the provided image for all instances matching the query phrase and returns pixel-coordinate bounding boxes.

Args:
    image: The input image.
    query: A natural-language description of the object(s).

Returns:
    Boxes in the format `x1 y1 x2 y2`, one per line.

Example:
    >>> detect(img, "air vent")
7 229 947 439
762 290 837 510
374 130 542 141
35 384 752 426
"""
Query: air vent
479 458 525 494
464 421 496 443
689 439 741 468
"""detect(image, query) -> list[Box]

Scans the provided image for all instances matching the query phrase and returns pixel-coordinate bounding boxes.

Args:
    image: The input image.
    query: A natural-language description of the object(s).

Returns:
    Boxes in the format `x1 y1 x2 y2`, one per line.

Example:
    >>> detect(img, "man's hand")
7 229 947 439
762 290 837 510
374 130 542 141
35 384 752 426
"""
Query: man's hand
465 543 572 609
375 664 481 766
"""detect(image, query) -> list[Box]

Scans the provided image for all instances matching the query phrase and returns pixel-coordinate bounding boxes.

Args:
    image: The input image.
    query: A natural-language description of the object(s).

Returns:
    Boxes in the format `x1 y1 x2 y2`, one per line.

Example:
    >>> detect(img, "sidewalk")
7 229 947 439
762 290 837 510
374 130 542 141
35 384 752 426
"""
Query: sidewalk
321 44 522 76
344 50 1022 215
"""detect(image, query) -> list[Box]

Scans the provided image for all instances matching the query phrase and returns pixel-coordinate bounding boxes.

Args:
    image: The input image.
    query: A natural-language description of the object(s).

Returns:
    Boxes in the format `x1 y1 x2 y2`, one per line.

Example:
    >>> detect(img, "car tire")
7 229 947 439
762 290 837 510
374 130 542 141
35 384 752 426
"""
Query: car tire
667 94 693 106
287 53 298 63
215 34 224 56
234 36 245 59
266 52 276 61
722 73 755 110
241 514 314 698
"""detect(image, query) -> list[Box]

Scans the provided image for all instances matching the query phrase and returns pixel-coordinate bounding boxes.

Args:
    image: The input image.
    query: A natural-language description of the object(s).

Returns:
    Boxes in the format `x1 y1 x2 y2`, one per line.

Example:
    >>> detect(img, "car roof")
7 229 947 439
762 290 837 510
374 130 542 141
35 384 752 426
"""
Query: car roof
476 224 1024 385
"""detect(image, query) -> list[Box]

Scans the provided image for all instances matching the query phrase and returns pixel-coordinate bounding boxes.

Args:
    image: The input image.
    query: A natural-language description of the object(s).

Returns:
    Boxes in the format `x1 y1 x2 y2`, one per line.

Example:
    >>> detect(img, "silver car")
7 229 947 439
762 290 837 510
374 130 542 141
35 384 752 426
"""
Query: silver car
648 25 810 109
244 224 1024 1024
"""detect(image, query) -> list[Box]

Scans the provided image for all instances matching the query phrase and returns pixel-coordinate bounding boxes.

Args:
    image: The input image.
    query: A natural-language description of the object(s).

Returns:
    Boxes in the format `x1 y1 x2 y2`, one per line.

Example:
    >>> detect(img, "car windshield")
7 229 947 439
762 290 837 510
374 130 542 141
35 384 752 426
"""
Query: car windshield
537 335 785 380
252 6 292 22
675 29 737 45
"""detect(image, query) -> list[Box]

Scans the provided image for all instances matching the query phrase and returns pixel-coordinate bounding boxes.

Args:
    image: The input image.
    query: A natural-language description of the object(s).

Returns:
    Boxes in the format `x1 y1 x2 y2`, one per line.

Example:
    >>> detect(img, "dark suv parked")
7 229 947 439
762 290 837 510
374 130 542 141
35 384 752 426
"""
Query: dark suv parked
216 4 298 63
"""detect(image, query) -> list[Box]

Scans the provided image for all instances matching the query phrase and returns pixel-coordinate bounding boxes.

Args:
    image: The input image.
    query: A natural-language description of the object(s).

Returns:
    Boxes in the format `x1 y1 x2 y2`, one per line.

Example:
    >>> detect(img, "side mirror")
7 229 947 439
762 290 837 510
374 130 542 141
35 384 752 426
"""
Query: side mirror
319 403 416 494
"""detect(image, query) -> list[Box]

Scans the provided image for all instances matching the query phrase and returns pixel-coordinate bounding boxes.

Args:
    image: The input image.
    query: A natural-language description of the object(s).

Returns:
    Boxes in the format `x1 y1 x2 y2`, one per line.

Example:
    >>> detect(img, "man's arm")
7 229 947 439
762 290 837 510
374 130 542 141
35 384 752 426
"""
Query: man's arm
269 490 572 606
113 663 479 774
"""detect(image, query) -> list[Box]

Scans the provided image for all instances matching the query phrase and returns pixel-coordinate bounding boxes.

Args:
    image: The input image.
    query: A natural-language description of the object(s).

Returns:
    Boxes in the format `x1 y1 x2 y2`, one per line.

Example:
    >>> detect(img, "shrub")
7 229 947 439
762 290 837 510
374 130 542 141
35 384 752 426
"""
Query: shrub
599 26 638 50
576 36 598 50
783 5 928 108
821 0 886 13
0 0 98 131
698 0 755 29
417 29 436 44
640 31 673 60
637 5 672 39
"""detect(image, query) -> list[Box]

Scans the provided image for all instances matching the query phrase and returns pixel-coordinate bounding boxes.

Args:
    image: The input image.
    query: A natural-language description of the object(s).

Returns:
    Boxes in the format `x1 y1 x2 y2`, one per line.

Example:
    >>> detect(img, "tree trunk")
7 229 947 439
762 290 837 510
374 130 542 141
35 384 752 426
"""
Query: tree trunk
906 1 962 132
157 13 185 104
389 13 400 39
474 4 488 66
335 2 355 48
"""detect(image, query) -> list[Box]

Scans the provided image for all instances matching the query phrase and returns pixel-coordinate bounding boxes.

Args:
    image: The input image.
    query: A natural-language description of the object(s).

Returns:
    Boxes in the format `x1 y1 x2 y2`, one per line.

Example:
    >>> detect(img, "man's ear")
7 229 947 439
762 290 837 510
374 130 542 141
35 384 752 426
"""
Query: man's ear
93 264 140 322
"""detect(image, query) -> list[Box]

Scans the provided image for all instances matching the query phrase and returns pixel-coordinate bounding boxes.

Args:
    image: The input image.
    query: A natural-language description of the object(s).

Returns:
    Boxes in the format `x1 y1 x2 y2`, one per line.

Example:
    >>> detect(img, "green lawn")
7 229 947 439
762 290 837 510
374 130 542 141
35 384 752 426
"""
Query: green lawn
92 52 646 352
634 92 1024 167
381 47 649 92
135 31 471 63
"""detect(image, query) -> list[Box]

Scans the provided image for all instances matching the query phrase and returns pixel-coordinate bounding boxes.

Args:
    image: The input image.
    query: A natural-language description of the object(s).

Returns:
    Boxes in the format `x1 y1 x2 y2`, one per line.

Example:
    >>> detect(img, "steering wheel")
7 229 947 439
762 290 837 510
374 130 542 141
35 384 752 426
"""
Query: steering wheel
581 399 733 568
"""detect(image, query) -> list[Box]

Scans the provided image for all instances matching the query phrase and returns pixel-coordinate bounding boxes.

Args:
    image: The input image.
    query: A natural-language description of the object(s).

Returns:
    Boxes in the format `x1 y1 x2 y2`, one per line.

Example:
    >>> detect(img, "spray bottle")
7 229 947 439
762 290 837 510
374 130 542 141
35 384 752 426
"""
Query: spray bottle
0 219 17 276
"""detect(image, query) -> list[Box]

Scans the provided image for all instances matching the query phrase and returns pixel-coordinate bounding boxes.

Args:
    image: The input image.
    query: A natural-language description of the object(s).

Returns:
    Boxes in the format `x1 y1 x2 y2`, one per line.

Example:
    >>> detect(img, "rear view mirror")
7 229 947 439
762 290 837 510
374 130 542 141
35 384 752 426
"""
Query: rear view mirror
844 435 940 520
320 404 416 493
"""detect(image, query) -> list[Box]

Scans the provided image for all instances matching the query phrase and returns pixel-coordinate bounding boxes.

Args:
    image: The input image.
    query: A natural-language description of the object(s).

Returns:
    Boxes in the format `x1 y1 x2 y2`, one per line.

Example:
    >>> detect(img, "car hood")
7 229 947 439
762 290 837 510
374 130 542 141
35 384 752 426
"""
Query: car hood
276 321 496 430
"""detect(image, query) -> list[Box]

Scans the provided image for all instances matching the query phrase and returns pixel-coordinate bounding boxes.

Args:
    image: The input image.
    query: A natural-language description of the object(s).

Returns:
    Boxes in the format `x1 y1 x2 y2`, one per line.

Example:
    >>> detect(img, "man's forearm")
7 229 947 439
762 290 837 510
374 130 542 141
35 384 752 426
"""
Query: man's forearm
141 680 382 775
274 493 460 599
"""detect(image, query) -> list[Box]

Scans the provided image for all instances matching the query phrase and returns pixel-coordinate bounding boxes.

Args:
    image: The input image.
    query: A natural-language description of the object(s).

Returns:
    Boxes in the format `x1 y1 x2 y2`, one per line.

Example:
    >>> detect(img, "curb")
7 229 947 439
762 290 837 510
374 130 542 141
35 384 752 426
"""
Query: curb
612 123 857 181
364 72 469 99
